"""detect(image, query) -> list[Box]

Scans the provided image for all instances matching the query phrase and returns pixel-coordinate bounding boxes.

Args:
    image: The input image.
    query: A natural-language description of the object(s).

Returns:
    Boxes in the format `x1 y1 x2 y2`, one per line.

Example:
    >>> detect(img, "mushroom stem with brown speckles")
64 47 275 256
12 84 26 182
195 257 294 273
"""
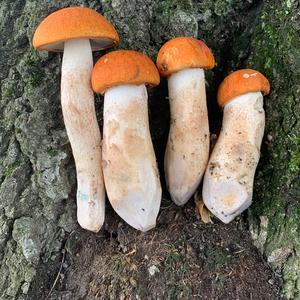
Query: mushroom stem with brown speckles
202 69 270 223
61 39 105 232
92 50 162 232
32 7 119 232
156 37 215 205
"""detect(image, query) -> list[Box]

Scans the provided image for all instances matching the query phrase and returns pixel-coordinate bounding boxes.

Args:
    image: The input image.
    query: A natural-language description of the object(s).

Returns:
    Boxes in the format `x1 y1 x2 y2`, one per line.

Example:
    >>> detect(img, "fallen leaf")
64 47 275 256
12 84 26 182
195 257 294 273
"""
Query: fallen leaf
194 191 212 224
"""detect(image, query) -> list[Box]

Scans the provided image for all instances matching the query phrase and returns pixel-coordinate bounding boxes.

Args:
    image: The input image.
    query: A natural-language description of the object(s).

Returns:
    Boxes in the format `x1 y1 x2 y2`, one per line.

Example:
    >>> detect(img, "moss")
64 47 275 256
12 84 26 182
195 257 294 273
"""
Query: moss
163 248 192 298
164 249 180 267
47 149 60 158
204 246 232 269
288 135 300 181
247 0 300 298
2 86 13 99
3 166 14 178
28 70 45 87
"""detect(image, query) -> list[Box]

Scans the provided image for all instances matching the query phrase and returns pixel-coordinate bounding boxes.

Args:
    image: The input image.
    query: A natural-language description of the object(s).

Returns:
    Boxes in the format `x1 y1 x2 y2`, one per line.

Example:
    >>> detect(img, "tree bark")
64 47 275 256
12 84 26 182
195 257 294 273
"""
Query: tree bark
0 0 299 299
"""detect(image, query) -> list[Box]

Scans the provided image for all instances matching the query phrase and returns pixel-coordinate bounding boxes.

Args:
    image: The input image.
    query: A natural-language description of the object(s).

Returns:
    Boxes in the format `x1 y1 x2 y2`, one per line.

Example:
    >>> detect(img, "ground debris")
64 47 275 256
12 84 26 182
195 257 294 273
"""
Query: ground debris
194 190 212 224
47 203 281 300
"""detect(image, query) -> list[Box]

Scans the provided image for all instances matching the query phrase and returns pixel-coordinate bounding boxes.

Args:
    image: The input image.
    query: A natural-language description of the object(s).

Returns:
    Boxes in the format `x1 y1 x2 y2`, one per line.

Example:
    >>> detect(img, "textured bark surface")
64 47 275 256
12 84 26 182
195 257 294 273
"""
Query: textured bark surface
247 1 300 299
0 0 299 299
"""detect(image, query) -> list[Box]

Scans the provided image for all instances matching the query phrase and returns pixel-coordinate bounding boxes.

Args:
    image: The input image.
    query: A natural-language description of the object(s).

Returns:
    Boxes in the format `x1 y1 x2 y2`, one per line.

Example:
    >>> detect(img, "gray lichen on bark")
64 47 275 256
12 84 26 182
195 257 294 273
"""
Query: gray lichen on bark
0 0 299 299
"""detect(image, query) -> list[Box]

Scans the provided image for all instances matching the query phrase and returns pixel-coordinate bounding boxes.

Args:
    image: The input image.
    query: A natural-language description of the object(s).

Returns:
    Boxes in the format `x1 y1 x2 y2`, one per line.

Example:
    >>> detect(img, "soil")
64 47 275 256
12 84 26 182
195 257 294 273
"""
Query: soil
31 198 281 300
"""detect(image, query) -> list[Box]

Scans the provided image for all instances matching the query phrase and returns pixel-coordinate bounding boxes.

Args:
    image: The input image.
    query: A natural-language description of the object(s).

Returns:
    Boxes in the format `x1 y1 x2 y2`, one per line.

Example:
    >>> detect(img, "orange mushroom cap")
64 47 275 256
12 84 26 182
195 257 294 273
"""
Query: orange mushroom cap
156 37 215 77
32 7 119 52
217 69 270 107
92 50 160 94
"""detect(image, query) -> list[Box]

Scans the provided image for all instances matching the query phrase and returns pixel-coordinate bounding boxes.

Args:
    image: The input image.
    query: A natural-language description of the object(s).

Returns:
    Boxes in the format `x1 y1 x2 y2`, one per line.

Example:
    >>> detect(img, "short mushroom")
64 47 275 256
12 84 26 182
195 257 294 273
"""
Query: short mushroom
202 69 270 223
32 7 119 232
156 37 215 205
91 50 162 232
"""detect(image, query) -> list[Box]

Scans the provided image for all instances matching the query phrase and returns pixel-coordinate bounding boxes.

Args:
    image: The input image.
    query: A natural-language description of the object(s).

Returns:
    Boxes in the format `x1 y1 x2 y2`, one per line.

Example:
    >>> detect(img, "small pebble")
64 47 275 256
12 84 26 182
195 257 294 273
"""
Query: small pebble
148 265 160 276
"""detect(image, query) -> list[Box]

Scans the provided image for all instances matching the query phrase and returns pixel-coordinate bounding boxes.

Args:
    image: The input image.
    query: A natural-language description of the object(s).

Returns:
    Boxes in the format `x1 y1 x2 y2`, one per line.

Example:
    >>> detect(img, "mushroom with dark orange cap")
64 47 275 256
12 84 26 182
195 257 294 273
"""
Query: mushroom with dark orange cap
202 69 270 223
156 37 215 206
92 50 162 232
32 7 119 232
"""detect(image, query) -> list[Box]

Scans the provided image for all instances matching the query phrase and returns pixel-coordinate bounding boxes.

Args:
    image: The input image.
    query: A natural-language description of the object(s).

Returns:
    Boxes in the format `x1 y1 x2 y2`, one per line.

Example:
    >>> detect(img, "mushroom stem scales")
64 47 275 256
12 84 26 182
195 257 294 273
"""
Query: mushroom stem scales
203 92 265 223
156 37 215 205
61 39 105 232
202 69 270 223
102 84 161 232
91 50 162 232
165 68 209 205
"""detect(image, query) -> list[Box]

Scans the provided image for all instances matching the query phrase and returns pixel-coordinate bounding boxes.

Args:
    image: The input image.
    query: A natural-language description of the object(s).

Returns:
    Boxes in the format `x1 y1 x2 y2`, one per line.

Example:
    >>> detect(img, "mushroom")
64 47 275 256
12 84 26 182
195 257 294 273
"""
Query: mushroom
202 69 270 223
156 37 215 205
32 7 119 232
91 50 162 232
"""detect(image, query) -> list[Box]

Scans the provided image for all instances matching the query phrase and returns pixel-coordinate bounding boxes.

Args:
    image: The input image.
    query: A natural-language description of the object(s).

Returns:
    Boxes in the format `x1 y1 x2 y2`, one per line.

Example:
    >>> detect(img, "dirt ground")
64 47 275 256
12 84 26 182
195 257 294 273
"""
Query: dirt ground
31 197 282 300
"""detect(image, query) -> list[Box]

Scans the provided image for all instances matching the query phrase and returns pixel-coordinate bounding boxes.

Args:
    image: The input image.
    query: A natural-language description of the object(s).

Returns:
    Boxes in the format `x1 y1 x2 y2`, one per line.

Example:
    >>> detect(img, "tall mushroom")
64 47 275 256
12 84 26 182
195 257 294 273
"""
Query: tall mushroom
32 7 119 232
202 69 270 223
156 37 215 205
91 50 162 232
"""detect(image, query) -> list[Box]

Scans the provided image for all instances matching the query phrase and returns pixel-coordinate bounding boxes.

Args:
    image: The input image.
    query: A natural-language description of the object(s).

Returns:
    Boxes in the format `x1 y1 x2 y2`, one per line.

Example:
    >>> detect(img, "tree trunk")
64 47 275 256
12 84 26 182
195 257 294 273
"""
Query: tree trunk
0 0 298 299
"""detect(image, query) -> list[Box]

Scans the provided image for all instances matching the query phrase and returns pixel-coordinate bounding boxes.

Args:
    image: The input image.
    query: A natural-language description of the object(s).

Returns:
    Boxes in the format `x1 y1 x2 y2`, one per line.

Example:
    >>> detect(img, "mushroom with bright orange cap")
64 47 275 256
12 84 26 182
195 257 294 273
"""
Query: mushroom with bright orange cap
92 50 162 232
32 7 119 232
156 37 215 206
202 69 270 223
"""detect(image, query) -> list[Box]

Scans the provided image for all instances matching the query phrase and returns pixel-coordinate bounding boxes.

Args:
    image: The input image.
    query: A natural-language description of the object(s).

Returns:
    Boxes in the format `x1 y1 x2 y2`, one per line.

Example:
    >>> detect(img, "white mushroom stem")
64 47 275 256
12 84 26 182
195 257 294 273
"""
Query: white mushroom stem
61 39 105 232
102 84 161 232
165 68 209 205
203 91 265 223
